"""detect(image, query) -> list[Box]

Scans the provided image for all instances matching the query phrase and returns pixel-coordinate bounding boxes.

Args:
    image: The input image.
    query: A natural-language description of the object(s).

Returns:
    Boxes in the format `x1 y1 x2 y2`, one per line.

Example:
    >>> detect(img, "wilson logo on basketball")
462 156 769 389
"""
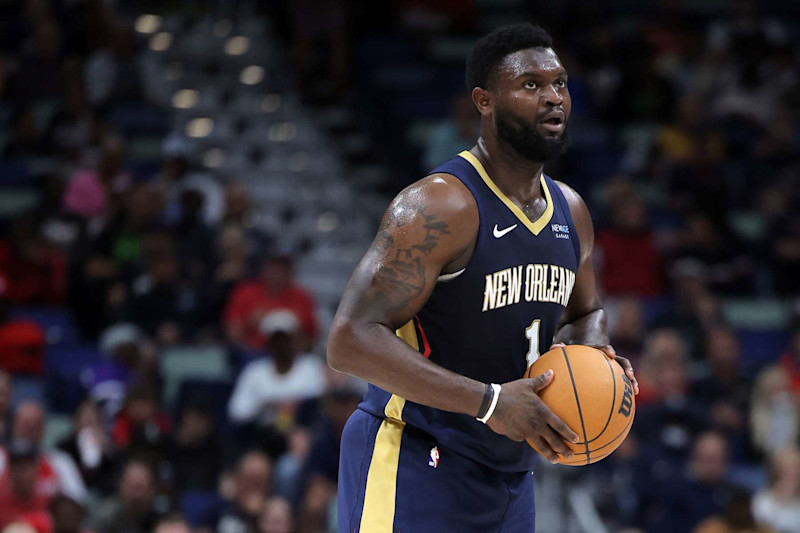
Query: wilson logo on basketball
618 380 633 418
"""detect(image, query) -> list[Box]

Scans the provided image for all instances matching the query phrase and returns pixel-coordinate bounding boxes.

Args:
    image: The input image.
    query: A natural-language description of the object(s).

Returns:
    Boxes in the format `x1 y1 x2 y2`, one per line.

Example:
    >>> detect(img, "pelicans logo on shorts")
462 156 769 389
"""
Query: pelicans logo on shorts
428 446 440 468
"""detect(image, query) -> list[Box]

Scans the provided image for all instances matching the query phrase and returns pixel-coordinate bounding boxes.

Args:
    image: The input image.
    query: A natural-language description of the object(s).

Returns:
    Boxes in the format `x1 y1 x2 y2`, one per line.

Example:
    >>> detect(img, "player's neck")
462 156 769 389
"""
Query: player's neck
473 137 545 202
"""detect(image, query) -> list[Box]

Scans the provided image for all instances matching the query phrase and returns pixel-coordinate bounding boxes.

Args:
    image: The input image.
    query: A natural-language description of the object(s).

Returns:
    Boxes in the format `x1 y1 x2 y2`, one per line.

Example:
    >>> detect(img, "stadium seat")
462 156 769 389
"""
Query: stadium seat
174 378 235 433
160 346 231 409
44 345 104 413
737 329 790 370
10 376 46 407
0 160 29 185
42 414 74 450
10 306 82 346
180 490 224 527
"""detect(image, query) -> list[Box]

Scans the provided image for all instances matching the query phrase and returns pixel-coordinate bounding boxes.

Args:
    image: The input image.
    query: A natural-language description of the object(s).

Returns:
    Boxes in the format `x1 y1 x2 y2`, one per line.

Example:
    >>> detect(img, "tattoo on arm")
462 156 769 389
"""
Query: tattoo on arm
369 208 451 314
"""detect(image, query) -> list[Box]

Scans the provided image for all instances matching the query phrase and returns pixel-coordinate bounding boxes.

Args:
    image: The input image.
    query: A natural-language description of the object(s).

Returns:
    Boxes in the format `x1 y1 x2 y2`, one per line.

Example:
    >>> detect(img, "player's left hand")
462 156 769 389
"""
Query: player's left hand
550 343 639 395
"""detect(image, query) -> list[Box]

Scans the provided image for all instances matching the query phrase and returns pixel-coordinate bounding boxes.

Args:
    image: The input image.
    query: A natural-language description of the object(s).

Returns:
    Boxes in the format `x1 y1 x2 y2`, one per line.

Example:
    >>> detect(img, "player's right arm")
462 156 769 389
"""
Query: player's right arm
327 174 578 462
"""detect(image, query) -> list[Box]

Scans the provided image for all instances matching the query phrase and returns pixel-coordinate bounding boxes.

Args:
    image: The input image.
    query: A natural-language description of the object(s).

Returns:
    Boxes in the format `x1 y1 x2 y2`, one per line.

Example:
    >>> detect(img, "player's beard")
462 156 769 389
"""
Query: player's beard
495 107 570 163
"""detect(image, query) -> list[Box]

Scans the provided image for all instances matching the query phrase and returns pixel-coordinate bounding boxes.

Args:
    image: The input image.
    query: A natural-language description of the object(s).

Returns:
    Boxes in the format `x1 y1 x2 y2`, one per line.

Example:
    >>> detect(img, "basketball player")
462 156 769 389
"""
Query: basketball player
328 23 639 531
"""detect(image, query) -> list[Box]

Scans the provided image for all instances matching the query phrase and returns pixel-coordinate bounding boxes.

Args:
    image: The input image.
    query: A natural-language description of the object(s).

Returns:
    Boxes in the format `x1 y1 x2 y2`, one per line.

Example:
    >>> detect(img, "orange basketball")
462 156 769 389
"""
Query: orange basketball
524 345 635 466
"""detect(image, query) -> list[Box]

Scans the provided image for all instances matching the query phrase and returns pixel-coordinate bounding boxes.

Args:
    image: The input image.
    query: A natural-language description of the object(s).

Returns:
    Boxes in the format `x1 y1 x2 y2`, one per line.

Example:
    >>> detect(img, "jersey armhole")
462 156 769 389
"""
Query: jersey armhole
424 160 484 285
548 177 581 267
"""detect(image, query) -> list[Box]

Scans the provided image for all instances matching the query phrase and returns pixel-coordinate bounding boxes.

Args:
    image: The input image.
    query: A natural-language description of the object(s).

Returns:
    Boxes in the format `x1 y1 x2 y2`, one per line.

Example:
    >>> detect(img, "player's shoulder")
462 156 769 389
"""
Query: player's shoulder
551 179 586 209
551 179 591 221
388 172 478 223
551 179 594 253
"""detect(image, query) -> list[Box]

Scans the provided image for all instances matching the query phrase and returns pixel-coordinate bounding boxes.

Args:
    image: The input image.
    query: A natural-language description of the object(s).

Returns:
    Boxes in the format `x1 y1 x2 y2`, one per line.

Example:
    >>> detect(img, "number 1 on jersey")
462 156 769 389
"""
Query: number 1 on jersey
525 319 541 367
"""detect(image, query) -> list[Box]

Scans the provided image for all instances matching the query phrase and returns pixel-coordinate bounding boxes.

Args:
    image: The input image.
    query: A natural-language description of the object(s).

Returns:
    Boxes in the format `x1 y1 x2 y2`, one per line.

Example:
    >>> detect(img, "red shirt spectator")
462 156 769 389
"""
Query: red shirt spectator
779 325 800 395
595 193 663 297
0 230 66 305
111 387 171 450
0 441 56 529
0 319 46 376
224 255 318 350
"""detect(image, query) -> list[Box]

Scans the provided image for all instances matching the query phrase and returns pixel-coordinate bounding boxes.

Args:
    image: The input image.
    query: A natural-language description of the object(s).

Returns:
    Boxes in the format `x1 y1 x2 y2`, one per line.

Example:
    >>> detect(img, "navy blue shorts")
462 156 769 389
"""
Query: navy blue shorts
337 408 535 532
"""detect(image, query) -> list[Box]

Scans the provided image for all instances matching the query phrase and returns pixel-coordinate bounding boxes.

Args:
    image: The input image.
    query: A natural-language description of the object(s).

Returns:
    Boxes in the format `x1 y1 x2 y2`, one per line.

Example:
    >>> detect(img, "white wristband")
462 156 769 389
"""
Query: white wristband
477 383 501 424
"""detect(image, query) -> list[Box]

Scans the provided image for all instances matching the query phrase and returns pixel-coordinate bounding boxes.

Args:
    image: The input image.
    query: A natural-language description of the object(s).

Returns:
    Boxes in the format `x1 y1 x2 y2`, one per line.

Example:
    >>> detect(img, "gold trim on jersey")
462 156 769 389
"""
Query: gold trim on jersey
358 321 417 531
459 150 554 236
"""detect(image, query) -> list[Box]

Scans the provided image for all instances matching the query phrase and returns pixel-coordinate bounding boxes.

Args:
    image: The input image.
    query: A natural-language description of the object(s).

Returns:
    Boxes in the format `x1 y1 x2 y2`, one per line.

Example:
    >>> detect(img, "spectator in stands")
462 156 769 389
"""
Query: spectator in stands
770 187 800 296
151 135 224 226
62 135 131 221
228 310 326 457
43 63 93 161
752 446 800 533
1 523 38 533
3 106 44 159
10 18 62 104
258 497 293 533
608 297 646 363
296 382 362 532
596 188 663 297
0 287 45 376
88 459 159 533
83 323 151 419
0 440 49 529
0 217 66 305
670 213 754 295
164 396 222 493
123 231 201 344
152 514 191 533
635 329 707 463
221 183 272 257
648 432 738 533
750 365 798 457
422 94 480 171
694 488 770 533
83 21 147 107
3 520 42 533
224 255 319 351
198 451 272 533
49 494 87 533
212 226 250 299
219 183 273 281
693 326 752 461
7 401 86 503
655 260 722 359
779 322 800 395
56 401 116 495
654 95 726 169
111 385 170 461
0 371 11 442
174 189 215 284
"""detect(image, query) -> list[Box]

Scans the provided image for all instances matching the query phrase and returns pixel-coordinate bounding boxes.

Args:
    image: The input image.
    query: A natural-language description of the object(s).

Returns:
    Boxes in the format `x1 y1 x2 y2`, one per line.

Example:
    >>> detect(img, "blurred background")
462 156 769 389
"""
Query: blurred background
0 0 798 532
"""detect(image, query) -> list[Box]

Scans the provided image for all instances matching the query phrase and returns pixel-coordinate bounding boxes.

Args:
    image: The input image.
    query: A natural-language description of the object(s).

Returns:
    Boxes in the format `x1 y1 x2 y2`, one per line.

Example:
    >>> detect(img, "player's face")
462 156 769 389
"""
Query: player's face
491 48 571 162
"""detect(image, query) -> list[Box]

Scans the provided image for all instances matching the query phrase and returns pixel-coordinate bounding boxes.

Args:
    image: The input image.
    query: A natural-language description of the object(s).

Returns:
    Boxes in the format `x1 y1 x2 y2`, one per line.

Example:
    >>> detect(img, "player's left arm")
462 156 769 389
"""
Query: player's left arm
551 182 639 394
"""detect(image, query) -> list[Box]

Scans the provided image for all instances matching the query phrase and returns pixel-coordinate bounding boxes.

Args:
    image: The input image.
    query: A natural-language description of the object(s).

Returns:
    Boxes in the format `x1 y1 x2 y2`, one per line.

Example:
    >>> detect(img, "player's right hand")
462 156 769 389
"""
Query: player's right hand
486 370 579 463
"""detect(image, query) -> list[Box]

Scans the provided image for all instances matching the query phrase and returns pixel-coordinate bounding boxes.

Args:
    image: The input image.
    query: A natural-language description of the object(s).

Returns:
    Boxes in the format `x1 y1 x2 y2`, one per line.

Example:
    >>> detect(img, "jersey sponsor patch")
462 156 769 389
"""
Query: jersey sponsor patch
551 223 570 239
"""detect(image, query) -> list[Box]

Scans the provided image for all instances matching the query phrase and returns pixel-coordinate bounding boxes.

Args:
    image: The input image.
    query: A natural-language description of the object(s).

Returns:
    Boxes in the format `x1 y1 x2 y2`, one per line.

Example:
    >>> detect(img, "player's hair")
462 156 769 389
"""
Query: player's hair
465 23 553 92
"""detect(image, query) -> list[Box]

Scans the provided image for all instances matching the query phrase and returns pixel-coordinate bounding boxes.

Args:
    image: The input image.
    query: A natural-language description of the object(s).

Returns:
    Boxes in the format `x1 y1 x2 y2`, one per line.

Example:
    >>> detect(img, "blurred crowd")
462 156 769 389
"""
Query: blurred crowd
0 0 798 533
0 1 363 533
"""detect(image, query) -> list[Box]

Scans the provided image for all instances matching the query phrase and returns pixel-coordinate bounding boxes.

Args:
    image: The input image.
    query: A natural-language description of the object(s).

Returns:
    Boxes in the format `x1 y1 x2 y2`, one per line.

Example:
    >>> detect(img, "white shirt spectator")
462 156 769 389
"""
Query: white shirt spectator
0 448 87 503
752 489 800 533
228 354 326 426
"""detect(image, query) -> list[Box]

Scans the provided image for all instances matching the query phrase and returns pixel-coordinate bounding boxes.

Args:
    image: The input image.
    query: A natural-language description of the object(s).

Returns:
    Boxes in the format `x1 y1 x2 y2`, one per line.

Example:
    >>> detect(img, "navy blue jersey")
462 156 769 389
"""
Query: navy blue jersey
359 150 581 472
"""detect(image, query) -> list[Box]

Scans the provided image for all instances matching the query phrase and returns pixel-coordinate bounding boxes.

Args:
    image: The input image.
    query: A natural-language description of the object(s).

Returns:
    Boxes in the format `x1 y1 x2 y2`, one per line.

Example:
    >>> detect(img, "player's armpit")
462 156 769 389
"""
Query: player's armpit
552 181 605 332
326 175 486 417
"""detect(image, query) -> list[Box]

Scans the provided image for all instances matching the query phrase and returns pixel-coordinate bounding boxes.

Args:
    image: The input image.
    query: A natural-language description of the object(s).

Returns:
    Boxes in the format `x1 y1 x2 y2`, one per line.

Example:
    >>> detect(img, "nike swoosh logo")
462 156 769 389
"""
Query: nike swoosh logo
493 223 518 238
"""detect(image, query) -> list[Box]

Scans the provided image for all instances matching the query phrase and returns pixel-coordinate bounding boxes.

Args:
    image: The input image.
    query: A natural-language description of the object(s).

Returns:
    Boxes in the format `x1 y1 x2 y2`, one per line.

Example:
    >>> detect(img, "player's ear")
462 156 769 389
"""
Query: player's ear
471 87 493 116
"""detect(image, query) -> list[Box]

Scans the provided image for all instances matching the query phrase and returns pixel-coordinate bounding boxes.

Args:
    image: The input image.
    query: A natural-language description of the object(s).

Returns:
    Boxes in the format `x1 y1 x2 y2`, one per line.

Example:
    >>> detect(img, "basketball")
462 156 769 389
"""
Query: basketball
524 345 635 466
